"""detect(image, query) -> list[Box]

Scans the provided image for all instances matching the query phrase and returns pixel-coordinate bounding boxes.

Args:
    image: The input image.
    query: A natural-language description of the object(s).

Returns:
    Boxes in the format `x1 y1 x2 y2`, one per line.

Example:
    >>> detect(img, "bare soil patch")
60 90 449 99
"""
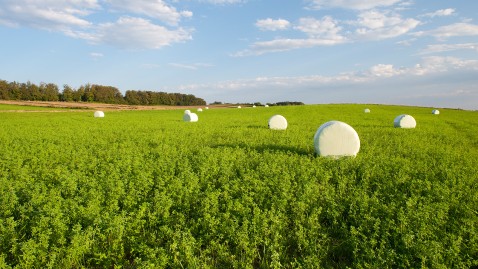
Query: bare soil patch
0 100 214 111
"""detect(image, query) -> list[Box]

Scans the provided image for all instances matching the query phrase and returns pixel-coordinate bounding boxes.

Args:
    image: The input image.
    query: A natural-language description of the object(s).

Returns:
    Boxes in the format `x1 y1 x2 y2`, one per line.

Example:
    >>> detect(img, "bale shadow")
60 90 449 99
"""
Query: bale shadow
246 125 266 129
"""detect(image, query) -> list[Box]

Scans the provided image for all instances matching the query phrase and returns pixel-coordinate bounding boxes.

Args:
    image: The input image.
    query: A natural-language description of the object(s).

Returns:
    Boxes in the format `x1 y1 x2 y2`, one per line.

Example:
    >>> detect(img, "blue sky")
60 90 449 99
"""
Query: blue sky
1 0 477 109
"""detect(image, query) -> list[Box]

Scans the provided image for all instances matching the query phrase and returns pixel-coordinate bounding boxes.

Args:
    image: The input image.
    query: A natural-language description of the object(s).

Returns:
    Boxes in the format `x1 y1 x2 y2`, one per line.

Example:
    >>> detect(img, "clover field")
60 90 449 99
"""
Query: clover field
0 104 477 268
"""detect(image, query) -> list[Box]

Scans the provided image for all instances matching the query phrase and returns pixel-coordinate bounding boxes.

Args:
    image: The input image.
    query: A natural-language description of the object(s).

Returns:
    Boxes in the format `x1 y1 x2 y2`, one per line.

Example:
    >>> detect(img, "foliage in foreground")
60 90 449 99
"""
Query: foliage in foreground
0 104 477 268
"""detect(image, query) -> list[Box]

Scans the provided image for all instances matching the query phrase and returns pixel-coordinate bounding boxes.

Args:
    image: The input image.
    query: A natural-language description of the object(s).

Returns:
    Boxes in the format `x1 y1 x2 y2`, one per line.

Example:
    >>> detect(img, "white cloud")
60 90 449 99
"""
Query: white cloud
233 37 347 56
353 10 420 40
355 10 401 29
295 16 343 39
201 0 244 4
418 43 478 55
309 0 402 10
418 56 478 73
369 56 478 76
169 62 213 70
104 0 192 25
415 23 478 39
0 0 194 49
420 8 455 18
0 0 98 30
90 52 104 58
236 10 420 56
187 57 476 89
396 38 417 46
88 17 192 49
236 16 346 56
395 1 413 11
369 64 404 77
255 18 290 31
174 56 478 109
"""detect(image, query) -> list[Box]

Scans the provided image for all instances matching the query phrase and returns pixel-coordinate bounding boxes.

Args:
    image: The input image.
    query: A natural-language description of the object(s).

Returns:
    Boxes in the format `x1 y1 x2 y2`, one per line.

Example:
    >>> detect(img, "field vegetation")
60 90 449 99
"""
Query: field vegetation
0 104 477 268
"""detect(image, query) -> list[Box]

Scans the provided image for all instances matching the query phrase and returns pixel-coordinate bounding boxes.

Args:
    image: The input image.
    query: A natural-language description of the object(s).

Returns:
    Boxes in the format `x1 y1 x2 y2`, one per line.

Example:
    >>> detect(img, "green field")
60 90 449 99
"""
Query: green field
0 104 477 268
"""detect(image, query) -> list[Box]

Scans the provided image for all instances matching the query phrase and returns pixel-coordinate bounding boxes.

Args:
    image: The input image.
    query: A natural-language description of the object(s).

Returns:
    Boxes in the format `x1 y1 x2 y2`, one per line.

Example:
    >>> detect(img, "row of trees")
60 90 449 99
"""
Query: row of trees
0 79 206 106
124 90 206 106
274 101 305 106
210 101 305 106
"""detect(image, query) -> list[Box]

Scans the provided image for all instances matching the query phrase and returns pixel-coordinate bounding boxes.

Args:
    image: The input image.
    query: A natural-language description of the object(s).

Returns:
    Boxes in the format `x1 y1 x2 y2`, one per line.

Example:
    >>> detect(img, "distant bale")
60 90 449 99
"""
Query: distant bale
432 109 440 115
197 108 203 112
364 108 371 113
205 107 209 110
253 105 256 108
314 121 360 158
94 111 104 118
183 113 198 122
394 114 416 128
265 105 269 107
184 110 191 115
268 115 287 130
238 106 242 109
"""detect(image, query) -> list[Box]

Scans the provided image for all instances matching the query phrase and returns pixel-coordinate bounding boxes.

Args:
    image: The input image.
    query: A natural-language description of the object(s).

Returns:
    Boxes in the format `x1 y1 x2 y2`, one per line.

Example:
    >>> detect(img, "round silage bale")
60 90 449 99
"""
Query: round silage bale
184 110 191 115
264 105 269 107
268 115 287 130
394 114 416 128
364 108 371 113
314 121 360 158
197 108 203 112
432 109 440 115
94 111 105 118
237 106 242 109
183 113 198 122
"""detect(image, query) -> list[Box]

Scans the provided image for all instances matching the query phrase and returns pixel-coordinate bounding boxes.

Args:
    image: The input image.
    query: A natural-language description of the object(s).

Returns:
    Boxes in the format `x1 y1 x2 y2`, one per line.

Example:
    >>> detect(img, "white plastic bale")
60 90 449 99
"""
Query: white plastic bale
197 108 203 112
394 114 416 128
253 105 256 108
364 108 371 113
268 115 288 130
184 110 191 115
238 106 242 108
183 113 198 122
94 111 104 118
432 109 440 115
265 105 269 107
314 121 360 158
205 107 209 110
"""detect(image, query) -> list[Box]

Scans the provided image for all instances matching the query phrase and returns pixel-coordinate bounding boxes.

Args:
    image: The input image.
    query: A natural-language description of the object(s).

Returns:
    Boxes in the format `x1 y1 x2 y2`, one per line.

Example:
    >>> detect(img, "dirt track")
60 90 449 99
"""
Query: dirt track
0 100 232 111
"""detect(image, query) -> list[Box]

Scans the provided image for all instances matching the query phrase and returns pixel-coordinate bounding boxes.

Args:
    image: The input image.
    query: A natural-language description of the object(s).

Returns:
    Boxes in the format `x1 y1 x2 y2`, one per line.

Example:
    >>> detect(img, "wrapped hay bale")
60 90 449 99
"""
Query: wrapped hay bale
184 110 191 115
205 107 209 110
432 109 440 115
183 113 198 122
268 115 287 130
364 108 371 113
237 106 242 109
264 105 269 107
94 111 105 118
197 108 203 112
314 121 360 158
394 114 416 128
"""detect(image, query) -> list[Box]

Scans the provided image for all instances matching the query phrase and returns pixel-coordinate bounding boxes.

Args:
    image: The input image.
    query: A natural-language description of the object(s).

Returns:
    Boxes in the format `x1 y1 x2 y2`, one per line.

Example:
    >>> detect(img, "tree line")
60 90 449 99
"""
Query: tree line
0 79 206 106
211 101 305 106
273 101 304 106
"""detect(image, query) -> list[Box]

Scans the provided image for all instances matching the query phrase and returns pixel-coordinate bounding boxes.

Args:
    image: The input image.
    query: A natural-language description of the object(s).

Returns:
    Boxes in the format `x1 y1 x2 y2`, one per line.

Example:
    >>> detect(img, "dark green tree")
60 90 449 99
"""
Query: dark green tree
61 85 74 102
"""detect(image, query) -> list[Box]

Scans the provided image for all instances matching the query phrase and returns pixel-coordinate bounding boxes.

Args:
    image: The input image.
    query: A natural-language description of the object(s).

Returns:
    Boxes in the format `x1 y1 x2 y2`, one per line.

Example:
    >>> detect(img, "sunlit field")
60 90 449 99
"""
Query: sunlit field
0 104 477 268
